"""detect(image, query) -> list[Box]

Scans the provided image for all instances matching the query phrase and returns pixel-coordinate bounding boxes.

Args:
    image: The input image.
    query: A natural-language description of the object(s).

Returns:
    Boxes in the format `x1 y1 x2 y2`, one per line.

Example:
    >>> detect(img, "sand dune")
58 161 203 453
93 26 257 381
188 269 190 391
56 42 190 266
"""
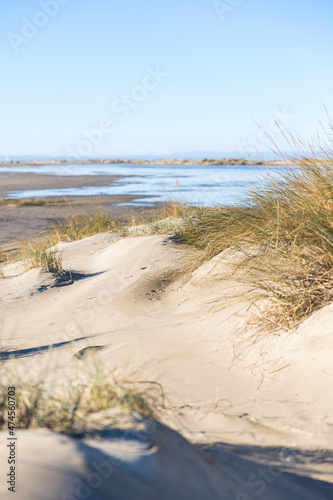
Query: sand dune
0 233 332 498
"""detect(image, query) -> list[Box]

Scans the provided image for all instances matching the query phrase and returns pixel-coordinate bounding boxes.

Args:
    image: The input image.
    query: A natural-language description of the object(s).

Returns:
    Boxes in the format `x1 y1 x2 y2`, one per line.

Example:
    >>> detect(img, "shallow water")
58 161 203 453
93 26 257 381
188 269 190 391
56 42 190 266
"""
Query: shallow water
1 163 288 206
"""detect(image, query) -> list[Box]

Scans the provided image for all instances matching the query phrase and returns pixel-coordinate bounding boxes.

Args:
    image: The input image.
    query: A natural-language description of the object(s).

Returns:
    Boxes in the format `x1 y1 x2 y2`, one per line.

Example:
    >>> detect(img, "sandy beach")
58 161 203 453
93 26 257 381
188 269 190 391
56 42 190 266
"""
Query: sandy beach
0 171 159 261
0 230 332 498
0 172 124 194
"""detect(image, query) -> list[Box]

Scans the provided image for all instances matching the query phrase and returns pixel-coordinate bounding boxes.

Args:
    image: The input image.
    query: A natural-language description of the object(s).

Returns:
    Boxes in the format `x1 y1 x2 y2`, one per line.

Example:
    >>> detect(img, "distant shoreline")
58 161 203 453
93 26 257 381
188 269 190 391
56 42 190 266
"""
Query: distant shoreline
0 158 297 167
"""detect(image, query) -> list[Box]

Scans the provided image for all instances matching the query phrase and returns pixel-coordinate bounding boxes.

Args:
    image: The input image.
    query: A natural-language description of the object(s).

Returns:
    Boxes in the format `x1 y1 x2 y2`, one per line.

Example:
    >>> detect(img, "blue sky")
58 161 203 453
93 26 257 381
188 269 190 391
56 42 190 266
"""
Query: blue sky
0 0 333 157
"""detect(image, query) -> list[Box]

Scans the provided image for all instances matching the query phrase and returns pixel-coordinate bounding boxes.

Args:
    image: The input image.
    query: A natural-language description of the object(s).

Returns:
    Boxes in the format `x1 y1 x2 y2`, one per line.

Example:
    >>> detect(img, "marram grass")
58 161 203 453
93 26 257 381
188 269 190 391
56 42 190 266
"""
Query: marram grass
175 143 333 328
0 362 162 435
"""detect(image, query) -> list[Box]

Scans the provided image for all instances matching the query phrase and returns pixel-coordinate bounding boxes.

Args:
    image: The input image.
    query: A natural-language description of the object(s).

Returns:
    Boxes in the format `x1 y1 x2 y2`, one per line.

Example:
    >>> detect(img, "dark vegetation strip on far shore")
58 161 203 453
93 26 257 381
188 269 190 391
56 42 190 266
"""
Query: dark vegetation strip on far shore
0 157 314 167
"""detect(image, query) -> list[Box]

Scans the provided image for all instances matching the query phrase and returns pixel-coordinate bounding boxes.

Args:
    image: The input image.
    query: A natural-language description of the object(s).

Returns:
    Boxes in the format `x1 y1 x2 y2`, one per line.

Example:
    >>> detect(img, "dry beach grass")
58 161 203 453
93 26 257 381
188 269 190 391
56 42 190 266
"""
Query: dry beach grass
0 360 161 434
175 140 333 328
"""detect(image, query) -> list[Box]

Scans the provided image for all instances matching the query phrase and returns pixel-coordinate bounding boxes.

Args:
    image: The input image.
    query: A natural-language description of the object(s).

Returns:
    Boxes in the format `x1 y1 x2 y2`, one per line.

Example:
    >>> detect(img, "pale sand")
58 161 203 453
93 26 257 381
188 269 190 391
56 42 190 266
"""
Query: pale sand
0 233 332 498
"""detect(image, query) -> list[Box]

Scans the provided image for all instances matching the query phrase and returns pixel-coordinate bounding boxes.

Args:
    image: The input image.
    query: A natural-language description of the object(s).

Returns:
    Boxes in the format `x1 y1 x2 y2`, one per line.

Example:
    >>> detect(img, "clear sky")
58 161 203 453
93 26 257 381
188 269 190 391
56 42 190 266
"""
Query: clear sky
0 0 333 158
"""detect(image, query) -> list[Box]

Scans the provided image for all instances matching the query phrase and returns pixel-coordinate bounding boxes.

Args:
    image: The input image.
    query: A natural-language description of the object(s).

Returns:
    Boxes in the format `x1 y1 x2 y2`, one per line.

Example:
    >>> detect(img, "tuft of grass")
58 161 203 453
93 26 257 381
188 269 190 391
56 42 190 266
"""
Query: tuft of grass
124 200 205 236
22 239 63 272
0 245 6 265
175 134 333 328
53 207 123 241
17 207 124 269
0 362 162 435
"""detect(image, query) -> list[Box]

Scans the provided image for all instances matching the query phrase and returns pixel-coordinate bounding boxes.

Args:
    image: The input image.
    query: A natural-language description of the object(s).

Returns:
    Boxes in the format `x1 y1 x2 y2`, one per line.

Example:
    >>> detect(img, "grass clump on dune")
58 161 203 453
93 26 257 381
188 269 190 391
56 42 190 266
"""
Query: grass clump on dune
53 207 123 241
0 362 162 435
22 239 63 273
176 140 333 328
18 207 122 270
125 200 205 236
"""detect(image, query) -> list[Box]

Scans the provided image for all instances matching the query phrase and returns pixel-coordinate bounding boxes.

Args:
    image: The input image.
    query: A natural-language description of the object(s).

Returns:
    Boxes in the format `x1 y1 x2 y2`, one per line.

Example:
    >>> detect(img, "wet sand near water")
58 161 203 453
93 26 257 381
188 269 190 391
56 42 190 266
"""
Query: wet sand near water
0 172 160 262
0 172 125 195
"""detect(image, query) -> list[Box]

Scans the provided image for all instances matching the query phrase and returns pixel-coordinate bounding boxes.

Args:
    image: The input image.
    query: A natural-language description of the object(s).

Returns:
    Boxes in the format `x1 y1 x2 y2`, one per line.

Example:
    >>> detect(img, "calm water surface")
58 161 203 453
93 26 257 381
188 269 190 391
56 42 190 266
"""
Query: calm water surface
1 163 288 206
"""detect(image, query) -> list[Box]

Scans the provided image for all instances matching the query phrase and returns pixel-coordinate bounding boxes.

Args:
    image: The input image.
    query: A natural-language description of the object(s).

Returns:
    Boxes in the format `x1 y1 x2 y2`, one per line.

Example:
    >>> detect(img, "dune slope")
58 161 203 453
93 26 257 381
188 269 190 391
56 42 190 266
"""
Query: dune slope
0 233 332 497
